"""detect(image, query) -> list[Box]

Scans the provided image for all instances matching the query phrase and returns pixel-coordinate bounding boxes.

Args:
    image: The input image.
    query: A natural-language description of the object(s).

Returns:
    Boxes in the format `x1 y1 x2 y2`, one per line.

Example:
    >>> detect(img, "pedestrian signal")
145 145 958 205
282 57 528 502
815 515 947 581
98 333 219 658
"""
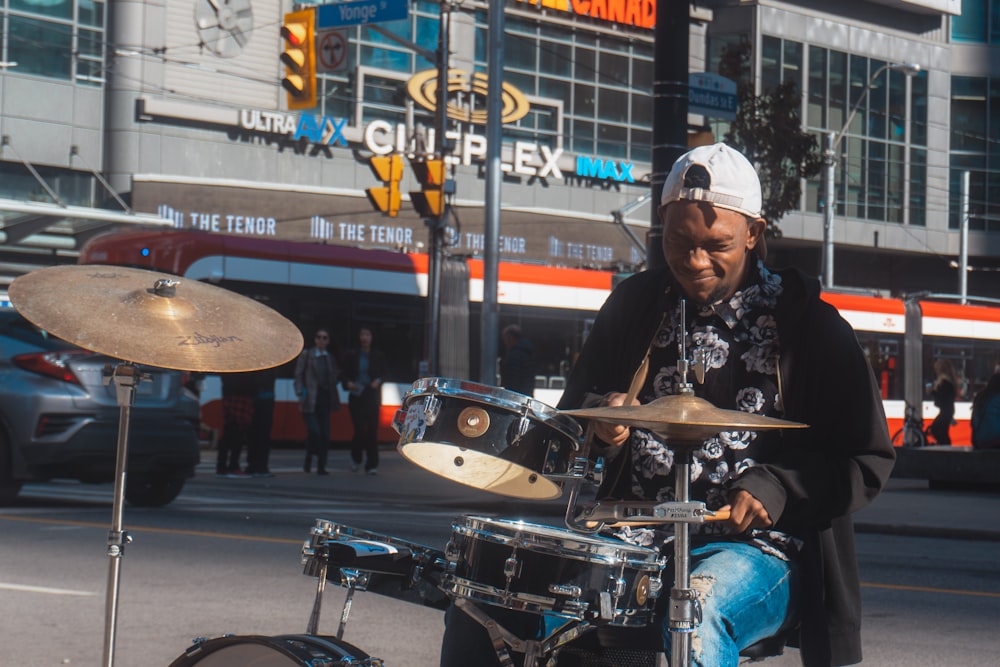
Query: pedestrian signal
280 10 316 110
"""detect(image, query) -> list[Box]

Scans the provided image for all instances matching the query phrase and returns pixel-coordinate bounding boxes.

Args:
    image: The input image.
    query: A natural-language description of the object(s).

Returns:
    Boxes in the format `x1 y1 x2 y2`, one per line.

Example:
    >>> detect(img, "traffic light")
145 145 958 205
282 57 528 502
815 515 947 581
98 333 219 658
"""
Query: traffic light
410 158 450 219
366 155 404 217
280 10 316 110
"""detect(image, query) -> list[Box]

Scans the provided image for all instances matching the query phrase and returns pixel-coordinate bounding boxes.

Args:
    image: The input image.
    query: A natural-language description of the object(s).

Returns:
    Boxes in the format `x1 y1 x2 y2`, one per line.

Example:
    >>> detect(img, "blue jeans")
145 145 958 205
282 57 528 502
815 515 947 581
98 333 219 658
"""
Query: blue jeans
664 541 798 666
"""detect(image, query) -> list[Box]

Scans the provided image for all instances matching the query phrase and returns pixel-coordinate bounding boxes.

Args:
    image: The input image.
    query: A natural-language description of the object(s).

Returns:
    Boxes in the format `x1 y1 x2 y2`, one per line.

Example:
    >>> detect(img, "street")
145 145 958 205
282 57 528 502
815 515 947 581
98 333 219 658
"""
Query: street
1 447 999 666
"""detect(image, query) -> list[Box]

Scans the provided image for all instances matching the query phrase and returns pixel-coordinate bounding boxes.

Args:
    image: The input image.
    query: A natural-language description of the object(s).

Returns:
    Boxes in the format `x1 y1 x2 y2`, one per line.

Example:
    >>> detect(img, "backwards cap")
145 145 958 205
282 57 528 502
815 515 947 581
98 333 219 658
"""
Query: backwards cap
660 142 766 257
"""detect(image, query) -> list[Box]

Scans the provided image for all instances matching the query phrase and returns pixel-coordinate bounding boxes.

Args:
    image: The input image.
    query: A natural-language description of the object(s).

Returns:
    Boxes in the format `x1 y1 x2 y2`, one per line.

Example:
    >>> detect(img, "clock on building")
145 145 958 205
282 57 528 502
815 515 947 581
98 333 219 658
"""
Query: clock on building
194 0 254 58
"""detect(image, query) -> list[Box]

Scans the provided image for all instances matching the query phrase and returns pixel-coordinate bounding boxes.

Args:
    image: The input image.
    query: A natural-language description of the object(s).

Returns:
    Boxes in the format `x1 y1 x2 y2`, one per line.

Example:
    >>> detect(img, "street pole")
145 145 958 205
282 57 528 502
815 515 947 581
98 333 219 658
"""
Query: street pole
479 0 503 384
426 1 451 376
648 0 689 270
822 131 836 289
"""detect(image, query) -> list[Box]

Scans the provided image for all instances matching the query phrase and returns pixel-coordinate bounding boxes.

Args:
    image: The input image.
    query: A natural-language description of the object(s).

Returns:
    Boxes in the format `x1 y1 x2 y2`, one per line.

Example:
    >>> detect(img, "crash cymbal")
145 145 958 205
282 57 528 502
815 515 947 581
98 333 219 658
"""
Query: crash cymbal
8 264 303 372
563 393 807 441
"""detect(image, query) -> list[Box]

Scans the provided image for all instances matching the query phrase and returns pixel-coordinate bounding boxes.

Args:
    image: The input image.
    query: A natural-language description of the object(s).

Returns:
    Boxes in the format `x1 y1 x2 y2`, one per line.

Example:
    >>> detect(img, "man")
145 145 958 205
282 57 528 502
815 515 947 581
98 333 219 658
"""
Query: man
294 328 341 476
342 326 386 475
499 323 536 395
440 143 894 667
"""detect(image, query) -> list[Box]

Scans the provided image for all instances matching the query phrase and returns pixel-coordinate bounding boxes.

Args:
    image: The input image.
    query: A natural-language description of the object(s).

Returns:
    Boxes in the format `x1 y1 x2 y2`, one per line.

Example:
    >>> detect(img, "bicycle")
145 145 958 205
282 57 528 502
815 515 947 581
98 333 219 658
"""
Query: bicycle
891 403 928 447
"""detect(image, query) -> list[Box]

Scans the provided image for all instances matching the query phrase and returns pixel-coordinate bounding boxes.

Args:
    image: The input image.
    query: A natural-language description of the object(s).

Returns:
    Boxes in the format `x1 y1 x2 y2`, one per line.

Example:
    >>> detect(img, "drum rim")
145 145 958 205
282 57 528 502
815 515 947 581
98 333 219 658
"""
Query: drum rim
454 515 664 568
406 377 583 439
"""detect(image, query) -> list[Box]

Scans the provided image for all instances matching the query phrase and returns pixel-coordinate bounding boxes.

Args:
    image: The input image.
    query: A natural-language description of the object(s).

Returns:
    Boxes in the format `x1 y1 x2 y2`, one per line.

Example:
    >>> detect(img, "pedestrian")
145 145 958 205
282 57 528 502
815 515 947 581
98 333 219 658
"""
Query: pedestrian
245 367 277 477
927 358 958 445
499 323 536 396
342 325 386 475
294 328 341 476
439 143 895 666
215 372 257 478
971 368 1000 449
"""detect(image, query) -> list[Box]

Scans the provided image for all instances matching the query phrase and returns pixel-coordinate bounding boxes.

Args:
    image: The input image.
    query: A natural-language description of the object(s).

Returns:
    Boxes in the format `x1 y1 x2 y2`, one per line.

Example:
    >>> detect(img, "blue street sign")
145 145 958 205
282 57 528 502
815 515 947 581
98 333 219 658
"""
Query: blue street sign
688 72 738 120
317 0 409 29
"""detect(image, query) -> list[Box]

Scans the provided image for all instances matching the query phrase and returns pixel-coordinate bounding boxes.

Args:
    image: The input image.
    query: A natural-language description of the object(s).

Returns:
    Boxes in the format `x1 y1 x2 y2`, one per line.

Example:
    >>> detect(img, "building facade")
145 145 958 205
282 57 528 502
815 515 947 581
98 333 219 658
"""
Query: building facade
1 0 998 300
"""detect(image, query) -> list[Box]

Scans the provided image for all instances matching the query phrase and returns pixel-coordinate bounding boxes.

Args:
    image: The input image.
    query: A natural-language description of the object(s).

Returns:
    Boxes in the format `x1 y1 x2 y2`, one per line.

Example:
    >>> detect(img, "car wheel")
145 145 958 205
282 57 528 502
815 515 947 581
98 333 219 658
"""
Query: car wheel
125 474 185 507
0 429 23 506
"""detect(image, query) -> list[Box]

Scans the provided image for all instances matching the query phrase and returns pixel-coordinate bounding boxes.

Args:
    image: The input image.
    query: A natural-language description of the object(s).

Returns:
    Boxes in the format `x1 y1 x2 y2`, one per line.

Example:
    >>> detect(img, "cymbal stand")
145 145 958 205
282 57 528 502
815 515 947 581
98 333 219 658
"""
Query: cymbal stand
101 362 148 667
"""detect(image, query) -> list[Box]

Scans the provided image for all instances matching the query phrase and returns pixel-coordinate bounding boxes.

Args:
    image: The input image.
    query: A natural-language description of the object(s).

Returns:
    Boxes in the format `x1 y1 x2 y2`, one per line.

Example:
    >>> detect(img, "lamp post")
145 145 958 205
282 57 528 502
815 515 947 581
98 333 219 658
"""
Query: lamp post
821 62 921 289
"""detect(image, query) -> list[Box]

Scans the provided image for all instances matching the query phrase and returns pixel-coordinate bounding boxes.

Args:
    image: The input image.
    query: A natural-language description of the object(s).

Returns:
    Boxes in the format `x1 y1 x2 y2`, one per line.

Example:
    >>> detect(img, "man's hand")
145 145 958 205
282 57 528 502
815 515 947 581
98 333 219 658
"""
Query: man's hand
591 391 637 448
719 489 773 533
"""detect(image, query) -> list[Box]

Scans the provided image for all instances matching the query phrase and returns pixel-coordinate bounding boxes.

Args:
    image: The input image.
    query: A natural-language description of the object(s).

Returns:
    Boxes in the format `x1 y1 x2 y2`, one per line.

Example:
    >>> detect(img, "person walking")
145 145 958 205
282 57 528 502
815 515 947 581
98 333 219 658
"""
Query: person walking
499 323 536 395
294 328 341 475
342 326 386 475
928 358 958 445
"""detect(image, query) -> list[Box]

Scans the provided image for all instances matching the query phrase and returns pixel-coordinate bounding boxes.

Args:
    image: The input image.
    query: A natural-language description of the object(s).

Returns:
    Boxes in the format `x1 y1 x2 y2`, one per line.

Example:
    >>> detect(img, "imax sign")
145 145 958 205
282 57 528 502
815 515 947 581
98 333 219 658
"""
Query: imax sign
575 156 636 183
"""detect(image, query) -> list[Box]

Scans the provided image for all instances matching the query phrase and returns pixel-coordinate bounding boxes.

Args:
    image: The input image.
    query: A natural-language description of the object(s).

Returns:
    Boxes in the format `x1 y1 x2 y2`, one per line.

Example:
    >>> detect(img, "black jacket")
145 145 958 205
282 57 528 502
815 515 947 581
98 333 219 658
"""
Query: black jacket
559 266 895 667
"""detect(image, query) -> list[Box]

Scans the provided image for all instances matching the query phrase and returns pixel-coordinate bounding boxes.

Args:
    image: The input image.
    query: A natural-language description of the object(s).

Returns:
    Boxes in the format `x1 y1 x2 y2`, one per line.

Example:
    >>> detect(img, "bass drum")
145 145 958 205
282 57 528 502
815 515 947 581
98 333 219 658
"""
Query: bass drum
168 634 382 666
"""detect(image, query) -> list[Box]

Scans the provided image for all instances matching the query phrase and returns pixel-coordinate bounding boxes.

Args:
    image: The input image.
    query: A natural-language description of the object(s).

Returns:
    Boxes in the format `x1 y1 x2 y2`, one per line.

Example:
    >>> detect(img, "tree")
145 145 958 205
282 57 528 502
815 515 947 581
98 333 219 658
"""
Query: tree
718 42 822 238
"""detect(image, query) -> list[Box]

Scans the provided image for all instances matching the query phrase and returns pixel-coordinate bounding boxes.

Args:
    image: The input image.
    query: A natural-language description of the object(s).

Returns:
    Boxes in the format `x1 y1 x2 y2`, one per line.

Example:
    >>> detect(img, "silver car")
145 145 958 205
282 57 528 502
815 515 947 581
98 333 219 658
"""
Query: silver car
0 308 200 506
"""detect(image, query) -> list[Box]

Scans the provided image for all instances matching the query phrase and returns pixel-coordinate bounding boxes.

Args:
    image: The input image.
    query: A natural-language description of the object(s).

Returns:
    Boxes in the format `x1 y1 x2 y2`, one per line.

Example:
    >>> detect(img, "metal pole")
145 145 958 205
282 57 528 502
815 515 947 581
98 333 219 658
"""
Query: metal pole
822 131 836 289
426 1 451 375
648 0 689 270
959 170 970 304
479 0 504 384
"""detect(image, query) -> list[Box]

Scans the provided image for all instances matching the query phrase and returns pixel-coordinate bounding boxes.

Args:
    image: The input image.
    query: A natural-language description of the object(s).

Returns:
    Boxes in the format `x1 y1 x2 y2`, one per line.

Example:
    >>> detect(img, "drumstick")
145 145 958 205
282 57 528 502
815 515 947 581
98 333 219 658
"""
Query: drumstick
580 509 731 530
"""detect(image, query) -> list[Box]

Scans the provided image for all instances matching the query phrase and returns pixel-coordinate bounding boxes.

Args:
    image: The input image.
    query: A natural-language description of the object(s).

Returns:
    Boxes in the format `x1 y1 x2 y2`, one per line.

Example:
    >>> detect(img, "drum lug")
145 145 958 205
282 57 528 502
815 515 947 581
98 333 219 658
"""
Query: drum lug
547 583 582 599
503 555 522 580
444 539 461 562
422 395 442 426
647 574 663 600
612 576 627 599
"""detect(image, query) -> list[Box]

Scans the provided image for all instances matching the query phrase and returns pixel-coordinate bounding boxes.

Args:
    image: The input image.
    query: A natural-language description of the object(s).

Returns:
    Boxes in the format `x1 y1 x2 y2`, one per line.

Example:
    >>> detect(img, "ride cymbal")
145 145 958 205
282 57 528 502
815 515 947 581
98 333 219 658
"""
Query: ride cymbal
563 393 808 441
8 264 303 372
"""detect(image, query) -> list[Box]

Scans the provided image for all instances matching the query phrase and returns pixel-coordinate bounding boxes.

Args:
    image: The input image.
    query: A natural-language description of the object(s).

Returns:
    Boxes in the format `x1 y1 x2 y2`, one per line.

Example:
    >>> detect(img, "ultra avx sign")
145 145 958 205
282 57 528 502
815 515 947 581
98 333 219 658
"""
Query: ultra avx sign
317 0 409 29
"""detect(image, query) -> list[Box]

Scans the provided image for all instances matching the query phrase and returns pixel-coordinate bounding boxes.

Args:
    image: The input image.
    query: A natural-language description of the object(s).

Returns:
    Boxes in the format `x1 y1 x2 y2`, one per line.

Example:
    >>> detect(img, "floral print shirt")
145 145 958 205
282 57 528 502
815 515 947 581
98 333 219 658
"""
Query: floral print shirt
614 260 800 560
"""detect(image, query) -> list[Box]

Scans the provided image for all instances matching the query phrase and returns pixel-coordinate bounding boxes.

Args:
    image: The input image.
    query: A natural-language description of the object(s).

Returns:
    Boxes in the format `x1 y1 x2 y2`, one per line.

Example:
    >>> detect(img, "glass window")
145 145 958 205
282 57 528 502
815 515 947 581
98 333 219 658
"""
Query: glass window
538 77 571 103
633 56 652 89
762 36 782 91
9 16 72 80
505 31 536 71
11 0 73 20
539 41 572 79
574 46 596 83
909 148 927 227
911 71 928 146
630 128 651 165
782 40 802 91
574 83 595 117
951 76 988 152
597 123 628 160
77 27 103 85
598 50 629 87
953 0 988 43
360 46 411 73
807 46 827 128
828 50 847 131
572 120 595 154
598 88 628 124
79 0 104 28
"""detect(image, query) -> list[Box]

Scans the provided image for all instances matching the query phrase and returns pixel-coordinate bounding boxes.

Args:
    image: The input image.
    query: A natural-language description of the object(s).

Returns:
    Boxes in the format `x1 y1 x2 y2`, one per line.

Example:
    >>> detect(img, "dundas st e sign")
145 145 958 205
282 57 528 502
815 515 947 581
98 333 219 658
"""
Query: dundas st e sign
236 68 640 185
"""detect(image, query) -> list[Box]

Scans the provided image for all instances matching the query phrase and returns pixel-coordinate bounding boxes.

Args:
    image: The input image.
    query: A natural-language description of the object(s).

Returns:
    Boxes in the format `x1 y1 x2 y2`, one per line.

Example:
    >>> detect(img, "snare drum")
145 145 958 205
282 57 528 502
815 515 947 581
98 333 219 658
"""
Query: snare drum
443 516 664 627
168 634 380 666
303 519 449 609
394 378 584 499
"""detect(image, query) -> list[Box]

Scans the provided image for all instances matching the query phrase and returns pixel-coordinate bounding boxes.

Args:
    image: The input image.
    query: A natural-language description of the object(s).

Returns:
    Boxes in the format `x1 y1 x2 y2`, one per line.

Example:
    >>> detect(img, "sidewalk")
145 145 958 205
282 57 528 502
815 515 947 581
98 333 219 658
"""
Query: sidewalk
202 446 1000 541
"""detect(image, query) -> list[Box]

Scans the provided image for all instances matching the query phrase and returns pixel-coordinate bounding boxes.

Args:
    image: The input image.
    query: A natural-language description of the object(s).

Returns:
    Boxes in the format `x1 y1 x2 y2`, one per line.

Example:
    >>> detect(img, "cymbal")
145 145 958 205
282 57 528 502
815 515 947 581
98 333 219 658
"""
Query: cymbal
563 394 807 441
8 264 303 372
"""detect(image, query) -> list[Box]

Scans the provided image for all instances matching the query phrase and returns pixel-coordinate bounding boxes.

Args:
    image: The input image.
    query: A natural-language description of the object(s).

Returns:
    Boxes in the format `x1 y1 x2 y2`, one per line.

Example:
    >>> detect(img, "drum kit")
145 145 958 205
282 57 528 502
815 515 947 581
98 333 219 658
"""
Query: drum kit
9 264 808 667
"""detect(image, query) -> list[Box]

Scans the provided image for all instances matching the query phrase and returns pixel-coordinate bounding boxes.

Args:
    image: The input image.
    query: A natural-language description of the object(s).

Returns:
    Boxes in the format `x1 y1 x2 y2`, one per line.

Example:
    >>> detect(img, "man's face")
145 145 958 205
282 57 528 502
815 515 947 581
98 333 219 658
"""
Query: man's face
661 201 763 305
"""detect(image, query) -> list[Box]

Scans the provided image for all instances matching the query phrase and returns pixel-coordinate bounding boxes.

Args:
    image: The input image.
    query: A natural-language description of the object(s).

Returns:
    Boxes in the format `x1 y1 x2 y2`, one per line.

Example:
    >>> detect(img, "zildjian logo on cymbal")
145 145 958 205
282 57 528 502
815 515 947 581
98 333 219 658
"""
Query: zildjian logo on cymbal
177 332 244 347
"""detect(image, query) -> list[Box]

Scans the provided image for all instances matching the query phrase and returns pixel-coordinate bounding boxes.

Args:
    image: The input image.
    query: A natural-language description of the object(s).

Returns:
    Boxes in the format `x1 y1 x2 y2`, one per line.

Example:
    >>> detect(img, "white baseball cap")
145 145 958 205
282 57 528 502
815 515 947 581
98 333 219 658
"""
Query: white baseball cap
660 143 762 219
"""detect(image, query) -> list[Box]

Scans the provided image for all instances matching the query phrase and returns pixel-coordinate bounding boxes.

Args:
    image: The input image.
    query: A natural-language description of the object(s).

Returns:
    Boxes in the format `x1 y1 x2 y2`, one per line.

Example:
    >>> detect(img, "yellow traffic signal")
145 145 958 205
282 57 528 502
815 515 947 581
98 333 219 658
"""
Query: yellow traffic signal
410 158 448 218
366 155 404 217
280 10 316 110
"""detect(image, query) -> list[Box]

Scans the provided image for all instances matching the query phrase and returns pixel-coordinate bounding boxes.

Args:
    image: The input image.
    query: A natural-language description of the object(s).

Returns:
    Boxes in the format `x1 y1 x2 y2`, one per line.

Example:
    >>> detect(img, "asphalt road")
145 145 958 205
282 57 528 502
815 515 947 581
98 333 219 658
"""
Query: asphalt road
1 446 999 666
